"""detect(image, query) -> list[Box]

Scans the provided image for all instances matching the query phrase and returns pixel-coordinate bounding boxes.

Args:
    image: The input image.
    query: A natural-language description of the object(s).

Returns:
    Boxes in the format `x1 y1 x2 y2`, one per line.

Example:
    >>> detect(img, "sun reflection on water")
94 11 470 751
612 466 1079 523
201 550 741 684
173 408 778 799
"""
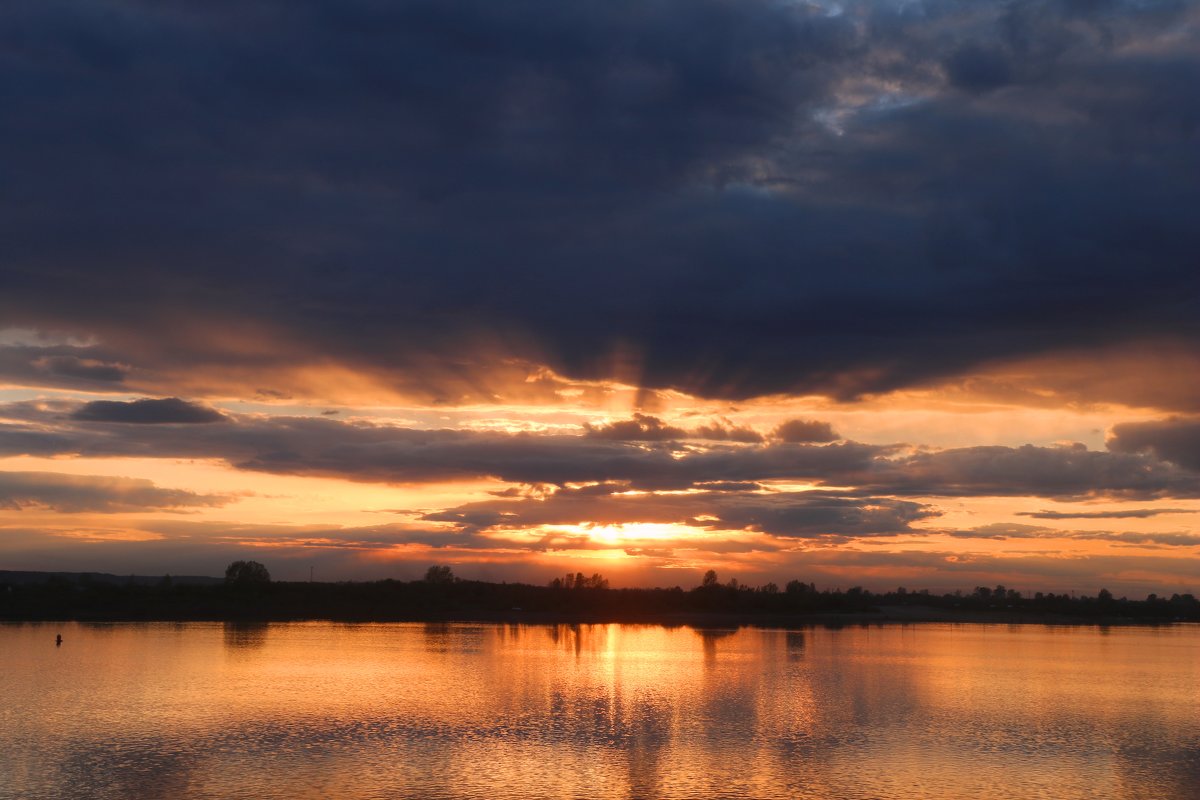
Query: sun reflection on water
2 622 1198 799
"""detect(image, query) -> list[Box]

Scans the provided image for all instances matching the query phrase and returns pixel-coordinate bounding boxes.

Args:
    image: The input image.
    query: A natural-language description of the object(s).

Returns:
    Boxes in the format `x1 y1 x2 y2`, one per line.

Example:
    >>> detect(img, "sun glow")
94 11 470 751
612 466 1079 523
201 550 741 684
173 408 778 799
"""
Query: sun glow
580 522 701 546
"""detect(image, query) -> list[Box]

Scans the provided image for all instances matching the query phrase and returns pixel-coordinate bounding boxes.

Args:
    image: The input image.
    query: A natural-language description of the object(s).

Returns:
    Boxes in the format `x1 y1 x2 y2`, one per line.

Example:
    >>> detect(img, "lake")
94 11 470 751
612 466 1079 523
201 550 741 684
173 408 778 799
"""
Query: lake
2 622 1197 799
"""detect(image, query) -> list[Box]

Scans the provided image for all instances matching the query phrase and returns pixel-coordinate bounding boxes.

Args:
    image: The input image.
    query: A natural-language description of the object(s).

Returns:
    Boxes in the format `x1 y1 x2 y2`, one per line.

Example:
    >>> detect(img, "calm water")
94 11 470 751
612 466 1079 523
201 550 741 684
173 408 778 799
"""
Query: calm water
1 622 1198 800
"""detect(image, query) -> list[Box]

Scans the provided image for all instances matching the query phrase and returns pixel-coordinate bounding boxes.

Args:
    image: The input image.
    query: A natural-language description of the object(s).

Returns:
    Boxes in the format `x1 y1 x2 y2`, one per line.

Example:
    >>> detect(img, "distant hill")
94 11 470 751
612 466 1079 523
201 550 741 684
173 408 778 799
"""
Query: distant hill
0 570 221 586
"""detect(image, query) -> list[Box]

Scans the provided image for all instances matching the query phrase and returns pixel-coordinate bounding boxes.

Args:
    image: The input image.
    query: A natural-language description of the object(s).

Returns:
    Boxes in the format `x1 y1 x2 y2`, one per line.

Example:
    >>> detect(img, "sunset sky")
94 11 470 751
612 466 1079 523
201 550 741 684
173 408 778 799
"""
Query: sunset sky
2 0 1198 595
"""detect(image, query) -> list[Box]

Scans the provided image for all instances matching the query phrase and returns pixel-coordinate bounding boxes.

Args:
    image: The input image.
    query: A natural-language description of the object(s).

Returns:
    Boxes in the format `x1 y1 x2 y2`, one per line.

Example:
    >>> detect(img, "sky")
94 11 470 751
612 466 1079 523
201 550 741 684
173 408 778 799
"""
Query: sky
2 0 1199 595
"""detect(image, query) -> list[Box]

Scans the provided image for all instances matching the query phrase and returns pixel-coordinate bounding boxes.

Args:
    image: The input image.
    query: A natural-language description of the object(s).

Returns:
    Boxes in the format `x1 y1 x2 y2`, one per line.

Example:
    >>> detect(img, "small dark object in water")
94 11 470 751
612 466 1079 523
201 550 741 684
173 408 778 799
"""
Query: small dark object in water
55 634 62 646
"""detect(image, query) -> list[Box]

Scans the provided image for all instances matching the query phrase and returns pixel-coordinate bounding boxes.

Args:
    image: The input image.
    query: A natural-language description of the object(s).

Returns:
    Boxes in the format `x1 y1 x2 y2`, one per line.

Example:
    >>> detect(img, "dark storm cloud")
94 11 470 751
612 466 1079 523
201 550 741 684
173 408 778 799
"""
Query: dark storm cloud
219 522 487 551
853 443 1200 501
0 470 230 513
584 414 688 442
0 1 1196 403
947 522 1056 540
948 523 1200 548
771 419 839 443
0 345 129 390
1100 532 1200 547
0 424 80 457
423 486 935 539
4 402 1199 500
1018 508 1193 520
72 398 226 424
943 43 1013 93
1108 418 1200 471
584 413 763 442
35 355 128 383
0 401 880 487
692 421 764 443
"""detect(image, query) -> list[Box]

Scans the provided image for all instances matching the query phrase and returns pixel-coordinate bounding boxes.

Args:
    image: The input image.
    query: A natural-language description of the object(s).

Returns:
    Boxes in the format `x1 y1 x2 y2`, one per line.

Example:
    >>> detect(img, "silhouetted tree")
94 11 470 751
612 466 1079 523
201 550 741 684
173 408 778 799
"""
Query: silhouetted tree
425 565 455 584
701 569 719 588
583 573 609 589
225 560 270 584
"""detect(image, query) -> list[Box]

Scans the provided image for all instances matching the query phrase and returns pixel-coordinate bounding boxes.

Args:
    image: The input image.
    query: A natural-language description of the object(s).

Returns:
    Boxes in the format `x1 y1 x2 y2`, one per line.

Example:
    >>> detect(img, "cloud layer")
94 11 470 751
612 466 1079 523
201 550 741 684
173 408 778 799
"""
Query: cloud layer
0 471 230 513
4 403 1199 501
0 0 1197 402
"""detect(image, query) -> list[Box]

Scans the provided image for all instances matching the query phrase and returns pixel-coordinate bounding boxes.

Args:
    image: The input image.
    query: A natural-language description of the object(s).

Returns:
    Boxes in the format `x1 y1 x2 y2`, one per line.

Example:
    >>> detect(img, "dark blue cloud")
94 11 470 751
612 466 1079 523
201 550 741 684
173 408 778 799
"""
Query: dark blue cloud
0 470 229 513
772 420 839 443
3 402 1198 500
1 0 1196 401
72 398 226 424
1109 418 1200 471
424 486 935 539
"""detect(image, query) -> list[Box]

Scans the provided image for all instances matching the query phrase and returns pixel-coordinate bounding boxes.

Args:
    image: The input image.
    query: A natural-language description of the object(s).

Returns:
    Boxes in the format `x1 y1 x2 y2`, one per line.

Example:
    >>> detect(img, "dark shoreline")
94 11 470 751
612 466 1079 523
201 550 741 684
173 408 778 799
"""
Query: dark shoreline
4 606 1193 628
6 571 1198 627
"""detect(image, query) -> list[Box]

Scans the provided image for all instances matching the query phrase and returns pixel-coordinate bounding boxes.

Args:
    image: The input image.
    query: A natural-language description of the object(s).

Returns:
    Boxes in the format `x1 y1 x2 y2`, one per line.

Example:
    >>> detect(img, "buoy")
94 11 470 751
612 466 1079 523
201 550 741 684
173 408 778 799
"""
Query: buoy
56 634 62 646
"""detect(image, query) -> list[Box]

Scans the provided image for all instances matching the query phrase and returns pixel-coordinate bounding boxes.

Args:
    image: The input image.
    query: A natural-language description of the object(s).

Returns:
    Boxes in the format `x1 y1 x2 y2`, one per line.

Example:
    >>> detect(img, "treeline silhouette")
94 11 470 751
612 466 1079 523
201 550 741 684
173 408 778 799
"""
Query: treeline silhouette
2 564 1197 623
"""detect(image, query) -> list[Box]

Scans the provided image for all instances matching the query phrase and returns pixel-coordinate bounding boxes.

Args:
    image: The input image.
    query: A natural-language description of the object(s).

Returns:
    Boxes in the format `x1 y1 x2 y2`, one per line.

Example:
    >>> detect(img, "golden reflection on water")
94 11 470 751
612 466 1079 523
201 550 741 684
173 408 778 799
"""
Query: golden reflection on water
2 622 1198 799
